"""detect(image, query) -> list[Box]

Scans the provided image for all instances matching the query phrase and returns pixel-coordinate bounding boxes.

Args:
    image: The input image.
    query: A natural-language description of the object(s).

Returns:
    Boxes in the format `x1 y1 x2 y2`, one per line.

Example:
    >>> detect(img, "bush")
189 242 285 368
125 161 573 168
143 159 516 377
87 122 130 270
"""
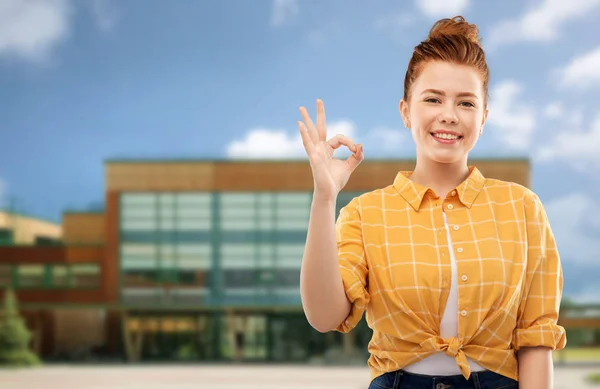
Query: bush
0 288 41 367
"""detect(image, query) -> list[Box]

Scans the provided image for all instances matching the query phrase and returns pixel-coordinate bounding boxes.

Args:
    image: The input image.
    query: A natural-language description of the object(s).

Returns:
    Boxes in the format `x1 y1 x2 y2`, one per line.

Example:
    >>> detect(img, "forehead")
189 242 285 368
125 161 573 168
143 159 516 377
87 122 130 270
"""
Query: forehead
413 61 483 96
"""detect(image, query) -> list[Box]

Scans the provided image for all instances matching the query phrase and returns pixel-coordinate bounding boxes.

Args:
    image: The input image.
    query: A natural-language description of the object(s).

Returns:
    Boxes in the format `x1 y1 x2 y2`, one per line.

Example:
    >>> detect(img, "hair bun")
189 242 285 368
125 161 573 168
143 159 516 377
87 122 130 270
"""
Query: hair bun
427 16 481 46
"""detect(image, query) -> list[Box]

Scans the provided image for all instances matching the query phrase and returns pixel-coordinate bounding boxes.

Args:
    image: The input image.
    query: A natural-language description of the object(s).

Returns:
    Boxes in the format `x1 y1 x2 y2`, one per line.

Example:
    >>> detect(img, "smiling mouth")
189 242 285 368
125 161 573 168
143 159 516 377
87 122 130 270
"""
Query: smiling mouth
431 132 463 141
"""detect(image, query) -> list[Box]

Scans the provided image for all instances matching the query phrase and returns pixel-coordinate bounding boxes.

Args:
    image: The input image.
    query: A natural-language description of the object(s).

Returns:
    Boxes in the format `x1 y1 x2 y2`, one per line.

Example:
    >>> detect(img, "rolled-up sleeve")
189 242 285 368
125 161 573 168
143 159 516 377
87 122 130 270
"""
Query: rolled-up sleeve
513 192 567 351
334 197 370 333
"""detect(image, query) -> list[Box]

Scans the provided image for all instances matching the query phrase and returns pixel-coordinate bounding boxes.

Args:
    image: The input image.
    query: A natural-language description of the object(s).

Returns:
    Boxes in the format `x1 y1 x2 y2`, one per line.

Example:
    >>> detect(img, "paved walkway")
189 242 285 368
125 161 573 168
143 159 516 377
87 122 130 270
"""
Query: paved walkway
0 365 598 388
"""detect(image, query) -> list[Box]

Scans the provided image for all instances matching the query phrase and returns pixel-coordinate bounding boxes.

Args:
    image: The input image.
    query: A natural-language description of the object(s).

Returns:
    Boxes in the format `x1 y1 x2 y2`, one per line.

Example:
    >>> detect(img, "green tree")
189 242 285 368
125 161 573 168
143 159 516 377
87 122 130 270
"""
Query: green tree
0 288 41 367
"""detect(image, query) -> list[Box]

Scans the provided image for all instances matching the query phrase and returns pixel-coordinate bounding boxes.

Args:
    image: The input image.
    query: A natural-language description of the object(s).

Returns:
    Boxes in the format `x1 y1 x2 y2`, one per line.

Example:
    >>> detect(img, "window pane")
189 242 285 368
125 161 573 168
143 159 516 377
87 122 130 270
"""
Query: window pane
121 194 156 207
123 269 161 287
121 207 156 219
122 287 160 304
220 193 256 207
0 228 14 245
177 219 211 230
52 265 69 287
17 265 45 288
177 193 212 207
175 207 211 218
71 264 100 288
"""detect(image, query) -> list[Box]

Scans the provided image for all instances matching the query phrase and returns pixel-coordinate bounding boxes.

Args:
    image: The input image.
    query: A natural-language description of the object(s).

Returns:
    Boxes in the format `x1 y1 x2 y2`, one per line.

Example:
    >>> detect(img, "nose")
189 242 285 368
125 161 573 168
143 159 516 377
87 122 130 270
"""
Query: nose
438 104 458 124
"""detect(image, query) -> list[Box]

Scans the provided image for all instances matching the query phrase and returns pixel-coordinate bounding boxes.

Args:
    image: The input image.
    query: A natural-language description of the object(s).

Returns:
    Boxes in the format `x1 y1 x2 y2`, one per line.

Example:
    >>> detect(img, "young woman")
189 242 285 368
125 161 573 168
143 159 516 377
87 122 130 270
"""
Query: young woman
298 16 566 389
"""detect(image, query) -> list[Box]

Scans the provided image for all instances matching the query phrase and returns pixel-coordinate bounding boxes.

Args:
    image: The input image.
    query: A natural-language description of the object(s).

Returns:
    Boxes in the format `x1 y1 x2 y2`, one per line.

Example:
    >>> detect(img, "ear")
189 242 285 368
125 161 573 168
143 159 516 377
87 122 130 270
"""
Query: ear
399 99 411 129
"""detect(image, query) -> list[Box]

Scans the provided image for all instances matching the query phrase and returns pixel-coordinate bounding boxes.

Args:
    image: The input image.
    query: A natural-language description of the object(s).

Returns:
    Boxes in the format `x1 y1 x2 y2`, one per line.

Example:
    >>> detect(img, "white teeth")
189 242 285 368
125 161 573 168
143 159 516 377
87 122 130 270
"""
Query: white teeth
433 133 460 140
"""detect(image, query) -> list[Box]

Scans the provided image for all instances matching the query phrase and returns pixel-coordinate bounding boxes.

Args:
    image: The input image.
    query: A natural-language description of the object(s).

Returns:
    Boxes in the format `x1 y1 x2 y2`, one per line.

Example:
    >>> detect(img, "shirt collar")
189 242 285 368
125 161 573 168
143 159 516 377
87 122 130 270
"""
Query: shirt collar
392 165 486 211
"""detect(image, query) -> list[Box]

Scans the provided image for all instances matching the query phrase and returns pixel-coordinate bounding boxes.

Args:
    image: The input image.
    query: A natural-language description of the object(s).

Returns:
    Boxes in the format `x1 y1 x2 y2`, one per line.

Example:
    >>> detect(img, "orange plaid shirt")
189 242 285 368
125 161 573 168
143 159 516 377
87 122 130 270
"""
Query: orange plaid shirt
335 166 566 382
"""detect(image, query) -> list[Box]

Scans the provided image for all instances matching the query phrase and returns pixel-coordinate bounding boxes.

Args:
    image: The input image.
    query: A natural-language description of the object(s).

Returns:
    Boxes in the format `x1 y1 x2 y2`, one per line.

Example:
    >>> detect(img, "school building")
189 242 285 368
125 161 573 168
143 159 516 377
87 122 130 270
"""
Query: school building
0 158 531 363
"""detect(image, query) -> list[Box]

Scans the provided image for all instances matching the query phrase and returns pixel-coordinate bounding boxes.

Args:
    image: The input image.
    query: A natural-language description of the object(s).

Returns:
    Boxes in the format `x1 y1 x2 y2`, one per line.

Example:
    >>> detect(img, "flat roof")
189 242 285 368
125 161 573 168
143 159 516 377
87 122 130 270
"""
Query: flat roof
0 210 61 226
104 157 530 164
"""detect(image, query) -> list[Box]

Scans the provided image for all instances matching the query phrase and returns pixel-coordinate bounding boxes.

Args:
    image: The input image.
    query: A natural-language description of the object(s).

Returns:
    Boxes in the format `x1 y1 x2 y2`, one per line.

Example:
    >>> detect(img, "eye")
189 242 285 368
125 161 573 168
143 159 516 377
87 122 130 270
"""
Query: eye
460 101 475 108
425 98 440 103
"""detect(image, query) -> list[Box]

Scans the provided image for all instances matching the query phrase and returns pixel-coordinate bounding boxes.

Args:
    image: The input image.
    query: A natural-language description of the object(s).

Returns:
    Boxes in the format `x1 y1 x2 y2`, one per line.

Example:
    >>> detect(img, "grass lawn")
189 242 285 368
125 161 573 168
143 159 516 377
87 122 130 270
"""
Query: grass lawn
554 347 600 362
588 372 600 384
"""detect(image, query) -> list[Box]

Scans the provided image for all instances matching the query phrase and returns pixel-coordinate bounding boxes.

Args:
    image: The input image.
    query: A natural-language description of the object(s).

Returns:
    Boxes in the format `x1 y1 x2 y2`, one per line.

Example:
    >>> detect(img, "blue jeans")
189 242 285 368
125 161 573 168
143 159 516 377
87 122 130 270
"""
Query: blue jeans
369 369 519 389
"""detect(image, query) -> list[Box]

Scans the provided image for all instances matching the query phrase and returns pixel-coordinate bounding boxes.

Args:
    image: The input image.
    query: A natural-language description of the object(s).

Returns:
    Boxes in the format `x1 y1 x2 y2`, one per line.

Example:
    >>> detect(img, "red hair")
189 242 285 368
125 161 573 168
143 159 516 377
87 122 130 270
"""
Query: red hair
403 16 489 106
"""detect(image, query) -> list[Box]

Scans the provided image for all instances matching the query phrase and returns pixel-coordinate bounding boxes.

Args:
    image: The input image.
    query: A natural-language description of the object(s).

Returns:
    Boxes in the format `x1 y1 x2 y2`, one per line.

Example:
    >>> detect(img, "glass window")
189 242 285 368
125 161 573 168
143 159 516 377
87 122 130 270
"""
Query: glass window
170 287 210 304
52 265 69 287
176 219 211 230
178 256 211 269
275 193 311 207
220 207 256 219
274 269 300 287
121 244 156 256
220 193 256 207
223 270 258 288
177 193 212 207
123 269 161 287
175 206 211 219
221 219 256 230
17 265 45 288
35 236 61 246
275 218 309 230
276 244 305 257
121 206 156 219
122 287 160 304
176 269 211 287
121 193 156 207
121 256 158 270
121 219 157 231
71 264 100 288
177 244 211 256
0 228 14 245
158 193 176 206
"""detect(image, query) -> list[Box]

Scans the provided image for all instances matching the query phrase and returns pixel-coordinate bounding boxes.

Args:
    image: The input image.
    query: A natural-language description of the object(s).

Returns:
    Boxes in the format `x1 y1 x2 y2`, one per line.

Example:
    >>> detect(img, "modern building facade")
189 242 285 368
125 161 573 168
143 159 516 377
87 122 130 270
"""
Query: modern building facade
0 158 531 363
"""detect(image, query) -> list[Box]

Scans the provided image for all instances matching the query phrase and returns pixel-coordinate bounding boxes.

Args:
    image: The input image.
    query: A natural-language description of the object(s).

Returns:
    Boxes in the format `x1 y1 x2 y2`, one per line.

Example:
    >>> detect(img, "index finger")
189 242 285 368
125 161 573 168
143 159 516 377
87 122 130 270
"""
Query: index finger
316 99 327 142
299 106 319 144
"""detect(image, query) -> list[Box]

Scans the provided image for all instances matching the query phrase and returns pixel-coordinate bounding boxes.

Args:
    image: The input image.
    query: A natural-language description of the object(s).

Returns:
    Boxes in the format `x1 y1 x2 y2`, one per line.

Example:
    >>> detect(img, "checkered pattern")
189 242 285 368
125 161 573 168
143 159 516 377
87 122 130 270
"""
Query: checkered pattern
334 166 566 382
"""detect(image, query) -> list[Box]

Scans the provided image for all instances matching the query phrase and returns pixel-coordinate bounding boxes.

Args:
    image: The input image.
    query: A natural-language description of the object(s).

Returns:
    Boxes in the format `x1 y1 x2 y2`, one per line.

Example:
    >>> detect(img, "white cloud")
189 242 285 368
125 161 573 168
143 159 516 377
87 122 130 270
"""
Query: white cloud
90 0 118 32
226 120 358 159
536 112 600 170
545 192 600 265
271 0 298 27
486 0 600 49
557 46 600 90
368 127 410 154
486 80 536 150
415 0 470 18
543 102 564 119
0 0 71 63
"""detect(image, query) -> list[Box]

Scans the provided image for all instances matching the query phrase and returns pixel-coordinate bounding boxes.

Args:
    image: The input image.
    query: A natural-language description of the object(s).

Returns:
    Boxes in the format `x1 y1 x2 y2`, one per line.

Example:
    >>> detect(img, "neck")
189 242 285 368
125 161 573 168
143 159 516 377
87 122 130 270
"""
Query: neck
410 158 470 198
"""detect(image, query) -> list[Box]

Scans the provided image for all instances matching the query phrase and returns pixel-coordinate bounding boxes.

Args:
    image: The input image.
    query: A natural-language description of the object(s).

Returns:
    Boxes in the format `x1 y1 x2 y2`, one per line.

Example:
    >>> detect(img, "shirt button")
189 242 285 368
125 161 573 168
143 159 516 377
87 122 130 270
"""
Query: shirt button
457 248 463 253
460 310 468 317
451 190 457 196
461 274 468 281
453 225 459 231
447 204 454 210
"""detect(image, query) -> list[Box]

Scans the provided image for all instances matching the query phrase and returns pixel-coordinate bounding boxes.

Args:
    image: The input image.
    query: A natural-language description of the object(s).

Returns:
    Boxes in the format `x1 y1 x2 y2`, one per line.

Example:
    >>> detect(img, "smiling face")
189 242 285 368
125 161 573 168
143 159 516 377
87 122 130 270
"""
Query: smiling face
400 61 488 165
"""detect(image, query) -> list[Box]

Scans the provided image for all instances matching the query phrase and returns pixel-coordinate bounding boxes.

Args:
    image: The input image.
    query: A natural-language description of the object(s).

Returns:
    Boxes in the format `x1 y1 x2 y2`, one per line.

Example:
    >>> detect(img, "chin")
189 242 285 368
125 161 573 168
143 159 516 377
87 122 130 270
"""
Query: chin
427 151 467 164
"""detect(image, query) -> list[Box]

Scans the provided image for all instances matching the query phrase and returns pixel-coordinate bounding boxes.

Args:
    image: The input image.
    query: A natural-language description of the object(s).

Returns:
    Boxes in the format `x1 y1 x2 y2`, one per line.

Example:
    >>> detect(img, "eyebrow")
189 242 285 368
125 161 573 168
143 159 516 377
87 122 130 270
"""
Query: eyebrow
420 89 479 99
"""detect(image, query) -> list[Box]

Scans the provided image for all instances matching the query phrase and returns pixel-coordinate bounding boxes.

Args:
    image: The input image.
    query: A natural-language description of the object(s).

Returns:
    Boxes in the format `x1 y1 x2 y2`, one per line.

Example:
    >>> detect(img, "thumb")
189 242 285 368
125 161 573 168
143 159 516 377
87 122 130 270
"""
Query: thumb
345 144 363 172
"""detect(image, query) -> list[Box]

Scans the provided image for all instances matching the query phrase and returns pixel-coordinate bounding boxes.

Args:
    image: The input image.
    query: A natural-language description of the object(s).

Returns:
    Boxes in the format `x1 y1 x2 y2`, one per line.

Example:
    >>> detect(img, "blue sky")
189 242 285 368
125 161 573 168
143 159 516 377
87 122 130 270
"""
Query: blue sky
0 0 599 302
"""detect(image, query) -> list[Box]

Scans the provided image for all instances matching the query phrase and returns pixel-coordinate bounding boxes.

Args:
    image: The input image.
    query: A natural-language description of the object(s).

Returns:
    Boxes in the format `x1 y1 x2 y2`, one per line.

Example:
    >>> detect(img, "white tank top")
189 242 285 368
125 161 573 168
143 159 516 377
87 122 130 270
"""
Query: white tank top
402 212 486 375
